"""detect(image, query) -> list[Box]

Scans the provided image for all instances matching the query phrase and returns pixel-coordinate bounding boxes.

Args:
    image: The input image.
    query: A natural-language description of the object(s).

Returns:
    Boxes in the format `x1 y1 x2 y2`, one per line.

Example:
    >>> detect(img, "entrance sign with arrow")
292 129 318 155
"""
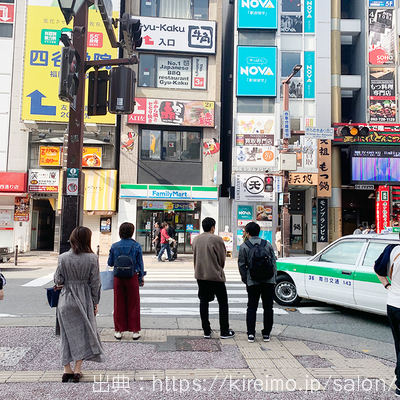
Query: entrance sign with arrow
0 3 14 23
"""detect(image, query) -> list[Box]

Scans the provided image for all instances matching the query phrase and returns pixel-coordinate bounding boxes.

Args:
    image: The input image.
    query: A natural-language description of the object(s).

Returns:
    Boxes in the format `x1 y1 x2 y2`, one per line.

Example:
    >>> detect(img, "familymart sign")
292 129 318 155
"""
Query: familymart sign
120 184 218 200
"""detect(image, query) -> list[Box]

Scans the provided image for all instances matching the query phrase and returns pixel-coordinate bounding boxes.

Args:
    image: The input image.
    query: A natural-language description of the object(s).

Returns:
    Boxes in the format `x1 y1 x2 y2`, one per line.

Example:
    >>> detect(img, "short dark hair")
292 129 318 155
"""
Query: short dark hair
70 226 94 254
119 222 134 239
245 222 260 237
202 217 216 232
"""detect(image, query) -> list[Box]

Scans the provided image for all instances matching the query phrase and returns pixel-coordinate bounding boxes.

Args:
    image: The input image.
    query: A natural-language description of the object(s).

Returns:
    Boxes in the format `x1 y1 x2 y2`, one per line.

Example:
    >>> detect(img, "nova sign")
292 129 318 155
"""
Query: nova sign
238 0 277 29
237 47 277 96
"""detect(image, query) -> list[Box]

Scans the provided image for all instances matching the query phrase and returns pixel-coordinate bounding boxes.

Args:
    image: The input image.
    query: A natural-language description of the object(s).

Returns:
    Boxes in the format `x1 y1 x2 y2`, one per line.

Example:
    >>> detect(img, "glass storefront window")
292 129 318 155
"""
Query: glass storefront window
163 131 181 161
140 0 209 20
181 131 201 161
141 130 161 160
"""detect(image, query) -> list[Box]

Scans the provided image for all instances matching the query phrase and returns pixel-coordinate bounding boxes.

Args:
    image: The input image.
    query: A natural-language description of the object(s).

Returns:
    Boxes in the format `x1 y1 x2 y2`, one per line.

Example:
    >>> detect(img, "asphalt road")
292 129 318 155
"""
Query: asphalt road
0 256 393 346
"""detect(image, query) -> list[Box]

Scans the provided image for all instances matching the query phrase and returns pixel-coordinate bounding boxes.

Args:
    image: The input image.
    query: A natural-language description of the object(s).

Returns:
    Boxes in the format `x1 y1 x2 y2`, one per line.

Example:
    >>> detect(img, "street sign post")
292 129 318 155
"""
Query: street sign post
305 127 334 140
283 110 290 139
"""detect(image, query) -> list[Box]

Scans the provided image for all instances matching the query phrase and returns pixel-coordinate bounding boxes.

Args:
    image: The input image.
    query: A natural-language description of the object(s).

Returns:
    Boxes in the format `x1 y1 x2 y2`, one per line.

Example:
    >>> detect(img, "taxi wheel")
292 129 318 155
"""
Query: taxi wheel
274 275 301 306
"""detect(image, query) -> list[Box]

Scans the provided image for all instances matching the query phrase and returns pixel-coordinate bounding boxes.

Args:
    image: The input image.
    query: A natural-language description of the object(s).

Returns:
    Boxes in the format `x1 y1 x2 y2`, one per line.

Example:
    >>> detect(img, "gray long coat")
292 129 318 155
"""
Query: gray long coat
54 250 105 366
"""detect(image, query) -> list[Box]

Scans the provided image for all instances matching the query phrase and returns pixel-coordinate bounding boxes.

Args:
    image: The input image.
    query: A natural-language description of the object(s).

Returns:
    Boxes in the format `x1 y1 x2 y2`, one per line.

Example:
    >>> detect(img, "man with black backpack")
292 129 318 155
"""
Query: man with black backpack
238 222 277 343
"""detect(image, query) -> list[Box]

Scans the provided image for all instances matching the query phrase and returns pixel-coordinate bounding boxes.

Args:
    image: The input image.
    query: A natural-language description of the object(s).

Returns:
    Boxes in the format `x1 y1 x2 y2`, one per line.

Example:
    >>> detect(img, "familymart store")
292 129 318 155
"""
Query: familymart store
118 184 219 254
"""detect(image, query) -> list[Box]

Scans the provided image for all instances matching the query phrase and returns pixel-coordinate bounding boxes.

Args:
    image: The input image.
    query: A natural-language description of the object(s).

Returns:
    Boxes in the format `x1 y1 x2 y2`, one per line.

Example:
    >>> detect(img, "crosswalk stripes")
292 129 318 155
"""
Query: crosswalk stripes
143 269 241 282
139 282 339 316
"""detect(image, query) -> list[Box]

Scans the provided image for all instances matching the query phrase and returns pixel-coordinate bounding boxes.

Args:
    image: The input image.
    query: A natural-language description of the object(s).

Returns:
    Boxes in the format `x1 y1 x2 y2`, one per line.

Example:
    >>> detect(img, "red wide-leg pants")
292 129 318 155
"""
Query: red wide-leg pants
113 274 141 332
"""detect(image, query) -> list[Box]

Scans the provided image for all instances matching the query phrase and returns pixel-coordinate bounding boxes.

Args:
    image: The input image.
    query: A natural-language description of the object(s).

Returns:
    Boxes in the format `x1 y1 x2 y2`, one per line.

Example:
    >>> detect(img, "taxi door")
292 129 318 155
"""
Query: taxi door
304 239 366 307
353 240 392 314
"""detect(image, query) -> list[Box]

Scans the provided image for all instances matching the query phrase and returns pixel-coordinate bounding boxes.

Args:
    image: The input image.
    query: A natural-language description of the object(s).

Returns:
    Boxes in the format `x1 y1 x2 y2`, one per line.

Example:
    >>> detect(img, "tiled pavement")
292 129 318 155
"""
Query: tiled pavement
0 328 396 393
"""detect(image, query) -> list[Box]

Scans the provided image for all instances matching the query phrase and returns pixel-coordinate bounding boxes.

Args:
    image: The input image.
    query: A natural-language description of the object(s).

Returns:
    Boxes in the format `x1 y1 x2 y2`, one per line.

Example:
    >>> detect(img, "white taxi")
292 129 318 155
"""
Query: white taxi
273 233 400 315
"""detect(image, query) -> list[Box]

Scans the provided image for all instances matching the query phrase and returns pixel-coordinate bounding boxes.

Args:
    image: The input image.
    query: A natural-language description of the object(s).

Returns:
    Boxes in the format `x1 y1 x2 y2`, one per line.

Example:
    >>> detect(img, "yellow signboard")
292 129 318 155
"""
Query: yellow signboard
22 3 117 124
82 147 102 167
39 146 61 166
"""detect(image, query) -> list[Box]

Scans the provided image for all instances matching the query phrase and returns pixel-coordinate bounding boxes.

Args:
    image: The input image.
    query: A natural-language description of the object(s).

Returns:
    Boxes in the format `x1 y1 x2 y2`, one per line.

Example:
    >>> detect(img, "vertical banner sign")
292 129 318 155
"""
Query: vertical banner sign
283 110 290 138
14 196 30 222
237 0 278 29
304 52 315 99
369 67 396 122
368 9 395 65
317 140 332 197
66 168 79 196
375 186 389 233
237 46 277 96
317 198 328 242
304 0 315 33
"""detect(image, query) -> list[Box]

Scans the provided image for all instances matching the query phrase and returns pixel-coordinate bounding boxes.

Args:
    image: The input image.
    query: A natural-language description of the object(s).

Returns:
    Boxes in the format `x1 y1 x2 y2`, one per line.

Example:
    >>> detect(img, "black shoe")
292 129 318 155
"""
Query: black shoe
263 334 270 342
396 387 400 397
204 329 213 339
61 373 74 382
220 330 235 339
247 334 255 343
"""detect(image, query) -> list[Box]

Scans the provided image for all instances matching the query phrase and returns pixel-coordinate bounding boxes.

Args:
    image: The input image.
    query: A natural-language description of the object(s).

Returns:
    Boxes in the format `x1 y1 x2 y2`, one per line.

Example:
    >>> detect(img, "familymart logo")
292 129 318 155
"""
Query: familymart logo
241 0 275 9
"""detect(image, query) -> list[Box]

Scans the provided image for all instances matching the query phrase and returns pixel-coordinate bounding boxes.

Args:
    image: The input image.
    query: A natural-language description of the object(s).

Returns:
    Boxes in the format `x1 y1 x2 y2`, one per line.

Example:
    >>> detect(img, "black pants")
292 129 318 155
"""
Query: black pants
246 283 274 336
387 305 400 388
197 280 229 335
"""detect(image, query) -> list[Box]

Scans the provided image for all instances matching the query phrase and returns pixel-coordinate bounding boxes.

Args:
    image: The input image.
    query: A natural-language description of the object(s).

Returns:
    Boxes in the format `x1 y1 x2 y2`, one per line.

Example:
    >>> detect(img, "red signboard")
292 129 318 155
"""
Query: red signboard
128 98 215 127
0 172 27 193
0 4 14 24
376 186 390 234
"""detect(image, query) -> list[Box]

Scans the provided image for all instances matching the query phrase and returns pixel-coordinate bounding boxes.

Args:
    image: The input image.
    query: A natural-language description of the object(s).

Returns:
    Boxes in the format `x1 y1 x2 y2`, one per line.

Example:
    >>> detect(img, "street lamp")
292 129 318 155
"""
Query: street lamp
58 0 89 25
281 64 302 258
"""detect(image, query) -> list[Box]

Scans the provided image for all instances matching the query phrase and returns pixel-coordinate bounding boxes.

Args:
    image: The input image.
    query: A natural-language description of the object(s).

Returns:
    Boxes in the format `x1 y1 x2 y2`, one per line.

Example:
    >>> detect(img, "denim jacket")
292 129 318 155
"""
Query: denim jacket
108 238 146 283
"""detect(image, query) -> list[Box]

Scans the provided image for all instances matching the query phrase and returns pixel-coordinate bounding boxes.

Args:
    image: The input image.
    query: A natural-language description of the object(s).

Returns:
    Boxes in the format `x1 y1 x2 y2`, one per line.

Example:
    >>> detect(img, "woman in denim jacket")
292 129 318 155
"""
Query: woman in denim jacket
108 222 146 340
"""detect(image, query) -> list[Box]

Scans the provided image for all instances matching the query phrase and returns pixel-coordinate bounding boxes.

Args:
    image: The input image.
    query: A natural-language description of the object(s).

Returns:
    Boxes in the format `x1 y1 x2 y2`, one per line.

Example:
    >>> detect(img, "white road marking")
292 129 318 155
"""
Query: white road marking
296 307 340 314
140 307 289 316
22 273 54 287
140 297 246 304
141 289 245 295
0 313 18 318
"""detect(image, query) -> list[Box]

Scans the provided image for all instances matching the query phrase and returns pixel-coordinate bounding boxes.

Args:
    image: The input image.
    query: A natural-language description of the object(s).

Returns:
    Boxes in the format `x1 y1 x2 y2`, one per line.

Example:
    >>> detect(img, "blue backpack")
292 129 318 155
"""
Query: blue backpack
374 244 398 277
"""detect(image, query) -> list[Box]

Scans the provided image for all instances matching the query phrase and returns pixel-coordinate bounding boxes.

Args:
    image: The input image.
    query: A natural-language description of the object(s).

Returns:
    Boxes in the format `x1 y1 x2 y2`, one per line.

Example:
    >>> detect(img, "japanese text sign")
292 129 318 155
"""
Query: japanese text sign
376 186 390 233
317 140 331 197
283 110 290 139
237 0 277 30
132 16 216 54
0 3 14 24
288 173 318 185
28 169 59 192
14 196 30 222
128 98 214 127
0 172 27 193
305 127 334 140
317 198 328 242
235 173 275 202
39 146 61 166
22 0 119 123
237 47 277 96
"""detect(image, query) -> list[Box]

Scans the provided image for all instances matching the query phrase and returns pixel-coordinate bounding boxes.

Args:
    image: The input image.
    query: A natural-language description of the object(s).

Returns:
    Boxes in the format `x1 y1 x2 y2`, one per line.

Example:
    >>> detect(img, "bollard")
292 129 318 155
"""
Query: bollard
14 245 18 266
97 245 100 257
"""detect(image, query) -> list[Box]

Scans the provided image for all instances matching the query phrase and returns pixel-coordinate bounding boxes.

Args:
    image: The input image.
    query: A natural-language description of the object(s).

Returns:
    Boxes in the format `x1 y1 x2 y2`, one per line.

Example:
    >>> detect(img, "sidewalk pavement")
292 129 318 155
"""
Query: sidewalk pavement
0 322 398 399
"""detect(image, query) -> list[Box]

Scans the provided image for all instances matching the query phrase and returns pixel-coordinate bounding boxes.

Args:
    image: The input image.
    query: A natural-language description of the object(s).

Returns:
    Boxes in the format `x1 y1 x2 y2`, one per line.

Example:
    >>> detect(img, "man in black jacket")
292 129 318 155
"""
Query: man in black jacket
238 222 277 343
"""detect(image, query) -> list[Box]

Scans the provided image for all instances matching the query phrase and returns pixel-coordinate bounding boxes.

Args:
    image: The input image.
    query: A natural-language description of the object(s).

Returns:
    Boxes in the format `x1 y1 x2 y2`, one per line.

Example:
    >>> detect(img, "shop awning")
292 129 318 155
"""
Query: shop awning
58 170 117 211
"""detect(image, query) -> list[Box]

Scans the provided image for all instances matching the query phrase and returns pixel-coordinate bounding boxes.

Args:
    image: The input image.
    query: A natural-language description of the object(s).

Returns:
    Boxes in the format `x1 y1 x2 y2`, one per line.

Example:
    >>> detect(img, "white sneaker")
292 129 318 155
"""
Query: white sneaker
132 332 140 340
114 331 122 340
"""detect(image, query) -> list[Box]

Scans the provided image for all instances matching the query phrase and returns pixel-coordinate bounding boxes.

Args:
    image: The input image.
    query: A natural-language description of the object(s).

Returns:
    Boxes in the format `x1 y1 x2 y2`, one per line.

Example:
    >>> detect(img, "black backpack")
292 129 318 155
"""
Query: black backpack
245 240 274 281
113 242 136 279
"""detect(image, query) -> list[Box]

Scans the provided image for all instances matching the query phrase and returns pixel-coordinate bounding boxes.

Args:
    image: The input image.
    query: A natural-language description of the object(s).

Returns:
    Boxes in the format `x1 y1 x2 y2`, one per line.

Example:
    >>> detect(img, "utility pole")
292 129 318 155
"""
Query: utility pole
281 65 302 258
59 4 88 254
58 1 141 254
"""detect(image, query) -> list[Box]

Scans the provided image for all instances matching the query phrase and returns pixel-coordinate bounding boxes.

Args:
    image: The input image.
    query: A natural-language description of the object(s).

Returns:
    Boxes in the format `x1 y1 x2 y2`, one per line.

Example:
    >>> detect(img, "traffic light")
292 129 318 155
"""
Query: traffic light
108 66 136 114
337 125 370 137
59 47 80 103
264 176 274 193
121 13 142 56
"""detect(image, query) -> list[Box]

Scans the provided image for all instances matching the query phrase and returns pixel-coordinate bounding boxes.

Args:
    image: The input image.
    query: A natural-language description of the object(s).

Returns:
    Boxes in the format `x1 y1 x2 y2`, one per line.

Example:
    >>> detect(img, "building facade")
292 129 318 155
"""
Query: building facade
118 0 224 253
222 0 332 256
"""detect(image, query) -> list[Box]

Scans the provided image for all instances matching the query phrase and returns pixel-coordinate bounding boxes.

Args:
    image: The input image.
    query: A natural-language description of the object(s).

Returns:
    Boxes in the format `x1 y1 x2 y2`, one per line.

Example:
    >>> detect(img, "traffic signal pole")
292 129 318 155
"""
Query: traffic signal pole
59 4 88 254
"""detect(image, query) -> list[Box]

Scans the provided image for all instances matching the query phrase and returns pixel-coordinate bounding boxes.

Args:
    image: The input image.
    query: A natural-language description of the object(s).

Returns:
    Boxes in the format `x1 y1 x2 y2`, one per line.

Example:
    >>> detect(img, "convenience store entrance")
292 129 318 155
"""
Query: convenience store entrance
136 201 201 254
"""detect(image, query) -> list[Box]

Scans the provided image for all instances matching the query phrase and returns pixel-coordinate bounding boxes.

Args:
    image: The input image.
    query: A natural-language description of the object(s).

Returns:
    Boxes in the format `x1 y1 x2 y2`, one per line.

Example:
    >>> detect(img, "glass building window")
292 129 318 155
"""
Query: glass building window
141 129 201 162
140 0 209 20
238 31 276 46
138 54 156 87
0 24 12 38
237 98 275 114
282 0 301 12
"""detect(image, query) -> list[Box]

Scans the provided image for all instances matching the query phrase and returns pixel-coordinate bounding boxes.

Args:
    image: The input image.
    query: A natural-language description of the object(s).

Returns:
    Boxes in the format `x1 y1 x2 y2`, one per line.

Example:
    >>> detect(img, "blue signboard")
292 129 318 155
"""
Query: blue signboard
369 0 394 6
283 110 291 139
238 0 278 29
304 51 315 99
237 46 277 97
304 0 315 33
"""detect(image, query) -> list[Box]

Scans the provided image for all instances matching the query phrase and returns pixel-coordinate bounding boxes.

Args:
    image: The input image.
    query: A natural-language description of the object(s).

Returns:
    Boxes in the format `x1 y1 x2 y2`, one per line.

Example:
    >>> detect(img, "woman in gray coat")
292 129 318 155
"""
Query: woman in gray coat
54 226 105 383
